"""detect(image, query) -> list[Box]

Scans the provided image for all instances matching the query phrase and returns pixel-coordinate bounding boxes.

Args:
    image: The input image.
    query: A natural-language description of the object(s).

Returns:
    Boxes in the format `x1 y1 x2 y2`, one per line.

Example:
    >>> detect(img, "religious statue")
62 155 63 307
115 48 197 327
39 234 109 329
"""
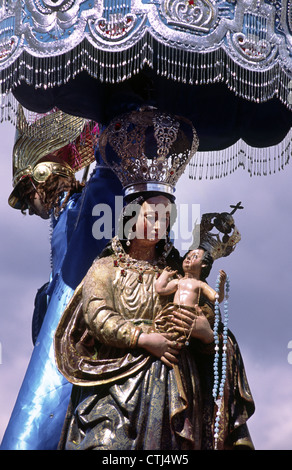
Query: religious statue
54 107 255 450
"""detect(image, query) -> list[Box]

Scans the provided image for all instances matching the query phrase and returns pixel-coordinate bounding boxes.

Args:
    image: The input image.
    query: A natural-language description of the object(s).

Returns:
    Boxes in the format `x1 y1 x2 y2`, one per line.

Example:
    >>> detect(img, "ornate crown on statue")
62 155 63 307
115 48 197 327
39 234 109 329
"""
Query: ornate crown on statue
99 107 199 197
190 203 243 260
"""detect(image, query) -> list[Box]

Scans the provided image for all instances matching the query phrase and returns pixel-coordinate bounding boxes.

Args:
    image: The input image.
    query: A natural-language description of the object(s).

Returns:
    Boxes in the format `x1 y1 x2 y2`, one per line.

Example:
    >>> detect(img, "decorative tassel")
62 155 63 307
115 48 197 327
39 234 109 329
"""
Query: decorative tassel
0 3 292 125
188 129 292 180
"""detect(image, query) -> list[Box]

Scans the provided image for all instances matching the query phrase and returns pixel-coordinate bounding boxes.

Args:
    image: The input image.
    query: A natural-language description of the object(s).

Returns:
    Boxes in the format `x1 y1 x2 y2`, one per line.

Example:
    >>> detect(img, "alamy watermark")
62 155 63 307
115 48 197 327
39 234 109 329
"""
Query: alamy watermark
91 197 200 252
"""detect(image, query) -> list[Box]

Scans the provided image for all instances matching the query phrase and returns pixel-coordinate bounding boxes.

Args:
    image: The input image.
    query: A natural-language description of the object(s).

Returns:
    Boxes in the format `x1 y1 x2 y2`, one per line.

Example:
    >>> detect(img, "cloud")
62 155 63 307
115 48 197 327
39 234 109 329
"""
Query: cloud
244 356 292 450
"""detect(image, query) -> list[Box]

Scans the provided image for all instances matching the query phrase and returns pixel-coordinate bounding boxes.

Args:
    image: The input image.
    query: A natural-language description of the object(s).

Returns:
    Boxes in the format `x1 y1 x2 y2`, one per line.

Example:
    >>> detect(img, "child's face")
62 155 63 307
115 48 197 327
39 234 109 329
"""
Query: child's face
183 249 205 274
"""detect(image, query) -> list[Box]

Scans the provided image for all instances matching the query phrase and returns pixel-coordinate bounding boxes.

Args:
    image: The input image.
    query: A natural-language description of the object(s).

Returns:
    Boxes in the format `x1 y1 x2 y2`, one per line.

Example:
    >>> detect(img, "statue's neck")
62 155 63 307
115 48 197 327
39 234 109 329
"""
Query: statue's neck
127 239 156 263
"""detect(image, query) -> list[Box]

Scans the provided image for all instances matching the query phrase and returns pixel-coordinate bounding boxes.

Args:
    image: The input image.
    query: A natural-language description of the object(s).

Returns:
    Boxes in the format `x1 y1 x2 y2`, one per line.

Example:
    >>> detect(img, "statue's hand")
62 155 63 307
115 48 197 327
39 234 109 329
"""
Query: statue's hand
171 305 214 345
137 332 182 368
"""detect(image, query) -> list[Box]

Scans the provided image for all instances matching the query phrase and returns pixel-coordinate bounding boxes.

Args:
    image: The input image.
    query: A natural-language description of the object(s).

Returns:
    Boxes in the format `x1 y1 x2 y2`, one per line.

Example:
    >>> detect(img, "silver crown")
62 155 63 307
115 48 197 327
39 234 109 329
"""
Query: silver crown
99 107 199 197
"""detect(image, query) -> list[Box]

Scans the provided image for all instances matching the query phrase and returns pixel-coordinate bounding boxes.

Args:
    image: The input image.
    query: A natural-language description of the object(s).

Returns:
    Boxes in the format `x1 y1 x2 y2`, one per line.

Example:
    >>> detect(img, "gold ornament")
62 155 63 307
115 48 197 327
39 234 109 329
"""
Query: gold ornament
8 105 96 209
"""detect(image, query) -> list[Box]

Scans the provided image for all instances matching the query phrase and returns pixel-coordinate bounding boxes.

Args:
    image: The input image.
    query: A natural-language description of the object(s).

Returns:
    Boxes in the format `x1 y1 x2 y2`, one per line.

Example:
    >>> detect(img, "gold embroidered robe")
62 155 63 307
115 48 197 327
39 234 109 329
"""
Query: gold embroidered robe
55 255 255 450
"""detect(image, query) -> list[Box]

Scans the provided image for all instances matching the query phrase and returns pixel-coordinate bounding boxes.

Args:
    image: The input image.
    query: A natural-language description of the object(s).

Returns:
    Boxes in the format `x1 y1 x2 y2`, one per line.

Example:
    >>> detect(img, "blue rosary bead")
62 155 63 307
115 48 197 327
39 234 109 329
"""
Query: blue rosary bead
212 272 230 449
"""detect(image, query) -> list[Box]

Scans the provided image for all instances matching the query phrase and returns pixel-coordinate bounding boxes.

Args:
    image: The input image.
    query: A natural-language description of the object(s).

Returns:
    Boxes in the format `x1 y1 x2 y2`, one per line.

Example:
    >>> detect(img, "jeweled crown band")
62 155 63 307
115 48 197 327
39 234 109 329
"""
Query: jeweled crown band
124 182 174 197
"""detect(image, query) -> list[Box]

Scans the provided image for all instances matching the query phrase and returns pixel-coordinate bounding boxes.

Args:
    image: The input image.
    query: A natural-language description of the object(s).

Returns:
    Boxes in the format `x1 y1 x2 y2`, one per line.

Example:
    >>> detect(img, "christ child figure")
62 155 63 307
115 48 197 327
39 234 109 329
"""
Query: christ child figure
155 248 226 320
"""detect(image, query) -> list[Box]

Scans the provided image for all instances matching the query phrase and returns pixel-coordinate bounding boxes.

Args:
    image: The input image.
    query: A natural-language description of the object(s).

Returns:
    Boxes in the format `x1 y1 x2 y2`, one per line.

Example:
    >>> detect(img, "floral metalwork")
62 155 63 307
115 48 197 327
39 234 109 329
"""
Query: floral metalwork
0 0 292 107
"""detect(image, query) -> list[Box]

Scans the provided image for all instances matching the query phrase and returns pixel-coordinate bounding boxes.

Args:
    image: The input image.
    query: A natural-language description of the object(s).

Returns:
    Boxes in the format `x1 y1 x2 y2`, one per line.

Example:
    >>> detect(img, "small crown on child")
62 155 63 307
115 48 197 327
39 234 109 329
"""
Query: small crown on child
190 203 243 260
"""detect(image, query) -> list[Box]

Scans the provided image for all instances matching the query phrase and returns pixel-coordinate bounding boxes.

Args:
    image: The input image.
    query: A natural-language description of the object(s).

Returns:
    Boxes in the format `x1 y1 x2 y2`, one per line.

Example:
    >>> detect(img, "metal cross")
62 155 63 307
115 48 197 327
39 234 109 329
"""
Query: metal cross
229 202 244 214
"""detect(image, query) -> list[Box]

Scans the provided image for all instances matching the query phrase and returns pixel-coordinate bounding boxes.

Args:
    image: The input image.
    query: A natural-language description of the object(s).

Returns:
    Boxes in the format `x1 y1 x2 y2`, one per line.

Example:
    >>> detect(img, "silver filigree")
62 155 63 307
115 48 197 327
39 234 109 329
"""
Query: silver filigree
161 0 217 33
153 114 180 158
231 31 273 62
0 0 292 113
99 108 199 192
229 6 278 64
94 13 136 40
33 0 76 15
0 36 18 63
25 0 88 33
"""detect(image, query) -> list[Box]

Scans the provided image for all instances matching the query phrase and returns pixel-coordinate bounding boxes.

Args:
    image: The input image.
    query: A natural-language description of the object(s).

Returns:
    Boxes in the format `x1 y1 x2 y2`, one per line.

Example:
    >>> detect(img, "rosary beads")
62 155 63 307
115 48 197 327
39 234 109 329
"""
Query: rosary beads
212 272 230 450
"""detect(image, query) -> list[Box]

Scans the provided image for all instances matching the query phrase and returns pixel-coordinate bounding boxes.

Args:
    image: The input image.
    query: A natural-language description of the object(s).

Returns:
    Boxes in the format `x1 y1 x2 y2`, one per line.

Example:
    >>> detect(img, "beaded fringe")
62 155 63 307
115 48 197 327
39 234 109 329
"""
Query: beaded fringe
1 34 292 174
189 129 292 179
1 35 292 120
3 96 292 180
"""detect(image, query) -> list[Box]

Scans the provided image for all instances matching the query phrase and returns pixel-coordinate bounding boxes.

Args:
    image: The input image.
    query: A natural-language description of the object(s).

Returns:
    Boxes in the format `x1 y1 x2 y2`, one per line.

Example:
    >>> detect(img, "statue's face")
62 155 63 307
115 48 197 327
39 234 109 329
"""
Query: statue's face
134 195 171 243
27 190 50 220
182 249 205 274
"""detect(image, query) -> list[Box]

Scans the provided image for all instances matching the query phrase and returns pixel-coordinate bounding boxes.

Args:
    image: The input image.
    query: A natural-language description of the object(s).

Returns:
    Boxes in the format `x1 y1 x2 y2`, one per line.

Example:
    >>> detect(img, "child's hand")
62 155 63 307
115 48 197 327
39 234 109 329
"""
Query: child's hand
219 270 226 285
163 267 178 278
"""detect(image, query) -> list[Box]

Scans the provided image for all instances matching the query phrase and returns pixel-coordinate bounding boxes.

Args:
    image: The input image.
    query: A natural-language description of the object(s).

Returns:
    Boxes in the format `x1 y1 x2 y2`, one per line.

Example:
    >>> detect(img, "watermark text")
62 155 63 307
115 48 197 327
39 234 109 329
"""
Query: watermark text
91 197 200 252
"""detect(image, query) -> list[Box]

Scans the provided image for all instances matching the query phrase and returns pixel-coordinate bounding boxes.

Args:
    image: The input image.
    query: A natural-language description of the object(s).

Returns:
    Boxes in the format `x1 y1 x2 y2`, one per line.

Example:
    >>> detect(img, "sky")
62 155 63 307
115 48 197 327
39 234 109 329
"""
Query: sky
0 118 292 451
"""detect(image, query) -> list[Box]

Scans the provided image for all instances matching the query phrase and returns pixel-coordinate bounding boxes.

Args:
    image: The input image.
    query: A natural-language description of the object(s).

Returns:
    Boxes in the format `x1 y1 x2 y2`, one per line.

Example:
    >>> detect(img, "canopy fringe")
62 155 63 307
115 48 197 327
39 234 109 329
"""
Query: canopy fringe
189 130 292 180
